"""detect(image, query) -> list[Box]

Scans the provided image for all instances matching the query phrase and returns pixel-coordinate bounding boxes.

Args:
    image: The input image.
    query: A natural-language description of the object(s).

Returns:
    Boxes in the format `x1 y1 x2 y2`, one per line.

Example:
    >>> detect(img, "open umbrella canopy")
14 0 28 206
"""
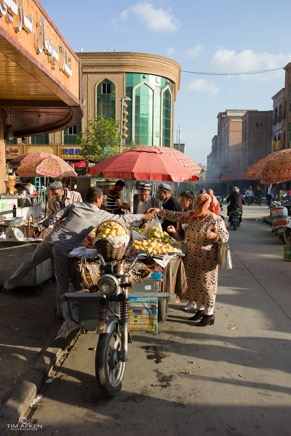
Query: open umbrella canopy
131 146 201 176
88 148 199 182
14 152 77 178
245 149 291 182
262 150 291 183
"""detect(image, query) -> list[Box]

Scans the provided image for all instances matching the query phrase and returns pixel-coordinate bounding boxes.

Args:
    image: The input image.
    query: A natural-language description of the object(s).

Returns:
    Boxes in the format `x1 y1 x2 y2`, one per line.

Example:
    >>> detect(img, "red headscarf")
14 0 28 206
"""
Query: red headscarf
190 193 212 219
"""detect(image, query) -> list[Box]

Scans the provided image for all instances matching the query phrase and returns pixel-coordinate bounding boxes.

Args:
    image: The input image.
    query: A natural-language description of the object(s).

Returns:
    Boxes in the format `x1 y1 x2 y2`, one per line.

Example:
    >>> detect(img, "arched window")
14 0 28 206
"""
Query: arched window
97 79 116 119
134 82 154 145
161 87 172 147
64 122 82 144
274 106 278 123
279 104 283 120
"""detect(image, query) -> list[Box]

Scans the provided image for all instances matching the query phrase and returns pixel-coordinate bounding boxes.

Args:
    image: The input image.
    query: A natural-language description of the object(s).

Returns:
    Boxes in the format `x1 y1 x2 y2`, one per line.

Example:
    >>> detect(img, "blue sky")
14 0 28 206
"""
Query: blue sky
40 0 291 166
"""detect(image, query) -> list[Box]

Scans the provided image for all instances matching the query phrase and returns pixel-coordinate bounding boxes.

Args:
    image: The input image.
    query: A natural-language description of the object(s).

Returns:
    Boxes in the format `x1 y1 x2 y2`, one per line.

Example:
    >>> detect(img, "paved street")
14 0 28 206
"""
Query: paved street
1 205 291 435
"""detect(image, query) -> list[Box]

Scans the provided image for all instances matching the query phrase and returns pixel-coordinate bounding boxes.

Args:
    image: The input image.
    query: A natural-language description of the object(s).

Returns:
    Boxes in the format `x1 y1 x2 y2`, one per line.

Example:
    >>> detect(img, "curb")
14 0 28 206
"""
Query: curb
0 323 77 426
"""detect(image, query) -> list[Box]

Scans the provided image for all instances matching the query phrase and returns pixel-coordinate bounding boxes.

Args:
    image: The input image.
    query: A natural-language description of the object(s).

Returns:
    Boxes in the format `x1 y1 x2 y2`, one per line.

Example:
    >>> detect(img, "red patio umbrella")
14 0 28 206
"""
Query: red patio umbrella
131 146 201 176
13 152 77 178
245 149 291 180
88 148 198 182
261 150 291 183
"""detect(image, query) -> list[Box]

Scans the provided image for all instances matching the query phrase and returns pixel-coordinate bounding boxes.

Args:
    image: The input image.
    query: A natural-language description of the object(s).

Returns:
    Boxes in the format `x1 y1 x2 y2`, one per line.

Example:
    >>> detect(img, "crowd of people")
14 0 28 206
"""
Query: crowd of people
8 178 273 327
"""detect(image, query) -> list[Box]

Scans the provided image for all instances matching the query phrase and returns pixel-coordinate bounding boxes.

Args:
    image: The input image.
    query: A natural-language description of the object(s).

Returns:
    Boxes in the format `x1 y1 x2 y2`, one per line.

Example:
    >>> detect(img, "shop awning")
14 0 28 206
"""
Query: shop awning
0 1 82 138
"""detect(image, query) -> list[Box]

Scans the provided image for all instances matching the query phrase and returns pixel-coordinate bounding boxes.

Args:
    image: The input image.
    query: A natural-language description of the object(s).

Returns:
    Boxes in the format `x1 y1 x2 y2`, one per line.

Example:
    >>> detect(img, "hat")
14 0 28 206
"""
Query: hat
50 181 63 190
158 182 171 192
138 182 151 191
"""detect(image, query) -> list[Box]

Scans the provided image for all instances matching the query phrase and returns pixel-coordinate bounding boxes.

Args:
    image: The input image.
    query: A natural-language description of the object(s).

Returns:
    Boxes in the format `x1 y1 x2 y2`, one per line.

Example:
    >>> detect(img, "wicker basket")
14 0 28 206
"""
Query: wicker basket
95 239 127 261
95 220 129 261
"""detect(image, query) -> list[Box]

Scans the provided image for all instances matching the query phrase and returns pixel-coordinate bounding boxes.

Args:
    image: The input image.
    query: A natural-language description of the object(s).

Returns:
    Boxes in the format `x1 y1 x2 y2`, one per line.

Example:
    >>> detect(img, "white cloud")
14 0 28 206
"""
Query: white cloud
166 46 176 55
120 2 181 32
185 44 203 60
188 79 220 95
211 48 290 80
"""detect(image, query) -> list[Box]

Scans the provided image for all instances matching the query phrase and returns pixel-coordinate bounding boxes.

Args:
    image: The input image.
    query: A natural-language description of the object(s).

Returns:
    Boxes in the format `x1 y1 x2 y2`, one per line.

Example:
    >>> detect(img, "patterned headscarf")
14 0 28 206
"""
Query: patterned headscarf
190 193 212 219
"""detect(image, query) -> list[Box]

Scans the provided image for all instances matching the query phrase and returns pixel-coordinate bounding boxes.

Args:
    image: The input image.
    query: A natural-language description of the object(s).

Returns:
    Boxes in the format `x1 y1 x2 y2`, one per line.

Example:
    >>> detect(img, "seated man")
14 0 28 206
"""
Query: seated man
47 181 83 216
133 182 162 227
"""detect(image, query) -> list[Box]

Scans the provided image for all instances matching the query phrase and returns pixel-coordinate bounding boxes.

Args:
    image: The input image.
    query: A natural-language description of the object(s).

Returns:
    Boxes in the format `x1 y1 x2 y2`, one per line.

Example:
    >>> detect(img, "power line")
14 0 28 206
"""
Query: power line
181 67 283 76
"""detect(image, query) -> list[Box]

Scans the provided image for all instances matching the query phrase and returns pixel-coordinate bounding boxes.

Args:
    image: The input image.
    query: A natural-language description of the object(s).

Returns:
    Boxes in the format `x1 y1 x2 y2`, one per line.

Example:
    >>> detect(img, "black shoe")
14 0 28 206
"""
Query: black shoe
0 287 14 295
188 310 204 321
196 314 215 327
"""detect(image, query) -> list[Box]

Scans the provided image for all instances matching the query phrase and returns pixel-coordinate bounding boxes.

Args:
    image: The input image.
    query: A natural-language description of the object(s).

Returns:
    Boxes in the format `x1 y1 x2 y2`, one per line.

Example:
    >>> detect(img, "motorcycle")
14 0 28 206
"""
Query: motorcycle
228 209 242 230
270 206 291 244
65 251 172 398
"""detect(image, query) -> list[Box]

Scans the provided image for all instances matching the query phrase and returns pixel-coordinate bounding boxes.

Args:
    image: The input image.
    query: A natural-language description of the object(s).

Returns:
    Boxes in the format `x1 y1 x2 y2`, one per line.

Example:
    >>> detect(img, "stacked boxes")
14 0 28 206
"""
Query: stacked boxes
128 296 158 334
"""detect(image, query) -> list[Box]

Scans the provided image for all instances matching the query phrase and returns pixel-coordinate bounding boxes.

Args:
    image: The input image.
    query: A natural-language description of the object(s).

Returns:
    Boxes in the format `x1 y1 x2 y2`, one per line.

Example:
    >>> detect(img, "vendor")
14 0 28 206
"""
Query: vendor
157 183 182 232
133 182 162 227
106 180 129 215
47 181 83 216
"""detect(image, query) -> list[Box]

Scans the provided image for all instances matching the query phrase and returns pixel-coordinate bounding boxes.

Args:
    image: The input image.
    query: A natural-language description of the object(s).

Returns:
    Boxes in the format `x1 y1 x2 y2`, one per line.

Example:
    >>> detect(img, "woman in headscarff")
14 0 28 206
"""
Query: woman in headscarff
149 193 229 326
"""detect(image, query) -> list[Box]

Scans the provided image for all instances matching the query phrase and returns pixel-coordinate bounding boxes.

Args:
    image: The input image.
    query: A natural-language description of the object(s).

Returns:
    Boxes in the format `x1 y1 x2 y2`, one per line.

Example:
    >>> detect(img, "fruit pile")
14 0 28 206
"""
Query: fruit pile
96 221 127 238
144 224 175 245
131 238 175 255
82 228 97 248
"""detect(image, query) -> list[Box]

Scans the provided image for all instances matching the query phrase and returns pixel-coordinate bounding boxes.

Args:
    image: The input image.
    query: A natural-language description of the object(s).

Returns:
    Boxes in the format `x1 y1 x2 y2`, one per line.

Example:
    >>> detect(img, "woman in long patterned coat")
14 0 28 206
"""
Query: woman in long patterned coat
149 193 229 327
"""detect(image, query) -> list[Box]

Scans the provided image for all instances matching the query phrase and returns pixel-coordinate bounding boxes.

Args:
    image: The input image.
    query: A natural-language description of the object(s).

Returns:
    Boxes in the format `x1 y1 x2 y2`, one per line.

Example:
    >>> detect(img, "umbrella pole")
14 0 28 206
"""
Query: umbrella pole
43 177 49 217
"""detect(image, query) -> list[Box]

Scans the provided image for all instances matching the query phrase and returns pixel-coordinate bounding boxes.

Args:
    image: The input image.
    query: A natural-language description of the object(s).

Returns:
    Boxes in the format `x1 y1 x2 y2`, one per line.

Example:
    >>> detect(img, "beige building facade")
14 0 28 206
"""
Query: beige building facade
6 52 181 164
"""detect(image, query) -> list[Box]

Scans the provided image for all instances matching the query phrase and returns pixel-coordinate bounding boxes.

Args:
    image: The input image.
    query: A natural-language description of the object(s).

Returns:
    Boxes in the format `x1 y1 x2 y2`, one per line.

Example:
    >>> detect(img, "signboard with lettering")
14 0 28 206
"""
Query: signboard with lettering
0 0 80 100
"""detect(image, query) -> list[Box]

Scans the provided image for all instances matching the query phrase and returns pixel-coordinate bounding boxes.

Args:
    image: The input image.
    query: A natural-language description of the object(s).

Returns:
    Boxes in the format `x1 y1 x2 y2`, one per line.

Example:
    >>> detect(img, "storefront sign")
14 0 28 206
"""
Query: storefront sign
6 146 21 158
60 146 82 159
0 0 74 81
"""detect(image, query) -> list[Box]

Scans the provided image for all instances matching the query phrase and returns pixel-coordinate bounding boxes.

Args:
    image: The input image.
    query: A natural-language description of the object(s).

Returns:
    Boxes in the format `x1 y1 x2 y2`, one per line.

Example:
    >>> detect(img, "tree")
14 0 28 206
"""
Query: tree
78 116 121 162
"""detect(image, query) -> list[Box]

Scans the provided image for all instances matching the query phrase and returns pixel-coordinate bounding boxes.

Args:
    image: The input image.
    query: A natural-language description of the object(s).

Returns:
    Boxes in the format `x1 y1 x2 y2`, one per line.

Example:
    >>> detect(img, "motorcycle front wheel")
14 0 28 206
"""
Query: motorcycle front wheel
95 329 126 397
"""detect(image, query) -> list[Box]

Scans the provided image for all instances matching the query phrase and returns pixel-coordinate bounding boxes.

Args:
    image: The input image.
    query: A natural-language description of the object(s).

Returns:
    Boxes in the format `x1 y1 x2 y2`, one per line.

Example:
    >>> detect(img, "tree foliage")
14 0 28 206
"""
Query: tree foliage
78 116 121 162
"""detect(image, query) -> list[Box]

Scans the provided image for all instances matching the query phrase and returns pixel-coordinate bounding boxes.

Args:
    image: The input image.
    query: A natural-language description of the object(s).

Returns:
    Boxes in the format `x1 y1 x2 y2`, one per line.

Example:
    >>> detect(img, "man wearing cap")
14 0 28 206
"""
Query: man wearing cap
47 181 83 216
133 182 162 227
157 183 182 232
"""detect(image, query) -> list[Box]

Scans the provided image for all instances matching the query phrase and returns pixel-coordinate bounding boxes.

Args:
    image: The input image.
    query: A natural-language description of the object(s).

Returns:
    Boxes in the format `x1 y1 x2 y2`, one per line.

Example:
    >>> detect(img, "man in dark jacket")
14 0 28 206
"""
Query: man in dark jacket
157 182 182 232
226 186 245 219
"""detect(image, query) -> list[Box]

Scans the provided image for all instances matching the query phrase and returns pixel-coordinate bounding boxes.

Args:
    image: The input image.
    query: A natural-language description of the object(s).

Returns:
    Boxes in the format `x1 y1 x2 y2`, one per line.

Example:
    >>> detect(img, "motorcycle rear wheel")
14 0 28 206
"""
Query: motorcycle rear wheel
95 329 126 397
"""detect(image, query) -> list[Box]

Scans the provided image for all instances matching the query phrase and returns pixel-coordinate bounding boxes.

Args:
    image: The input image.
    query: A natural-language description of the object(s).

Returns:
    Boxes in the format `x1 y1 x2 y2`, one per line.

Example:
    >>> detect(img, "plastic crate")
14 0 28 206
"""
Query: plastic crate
128 296 158 334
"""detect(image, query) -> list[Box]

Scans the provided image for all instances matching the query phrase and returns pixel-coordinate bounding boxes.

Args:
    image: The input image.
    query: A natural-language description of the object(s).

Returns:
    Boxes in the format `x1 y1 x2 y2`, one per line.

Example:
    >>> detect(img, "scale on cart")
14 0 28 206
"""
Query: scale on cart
3 217 25 242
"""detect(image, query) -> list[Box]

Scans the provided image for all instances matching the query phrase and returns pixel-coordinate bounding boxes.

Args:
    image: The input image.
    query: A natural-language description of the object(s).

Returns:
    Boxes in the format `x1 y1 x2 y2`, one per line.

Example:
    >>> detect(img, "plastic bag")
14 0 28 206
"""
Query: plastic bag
143 217 164 239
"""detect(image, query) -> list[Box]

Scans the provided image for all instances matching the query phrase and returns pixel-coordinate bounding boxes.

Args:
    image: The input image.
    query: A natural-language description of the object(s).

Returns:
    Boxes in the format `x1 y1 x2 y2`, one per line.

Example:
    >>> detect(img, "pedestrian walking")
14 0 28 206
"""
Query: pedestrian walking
149 193 229 326
266 183 276 208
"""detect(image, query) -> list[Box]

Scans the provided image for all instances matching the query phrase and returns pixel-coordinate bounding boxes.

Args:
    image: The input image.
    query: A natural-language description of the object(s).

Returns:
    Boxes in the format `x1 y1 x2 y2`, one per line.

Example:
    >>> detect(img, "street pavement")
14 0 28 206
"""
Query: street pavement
0 204 291 435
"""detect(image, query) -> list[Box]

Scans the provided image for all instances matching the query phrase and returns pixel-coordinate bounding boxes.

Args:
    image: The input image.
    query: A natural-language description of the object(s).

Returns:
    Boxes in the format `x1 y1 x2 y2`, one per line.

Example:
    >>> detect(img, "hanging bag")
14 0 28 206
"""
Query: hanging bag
217 241 233 270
